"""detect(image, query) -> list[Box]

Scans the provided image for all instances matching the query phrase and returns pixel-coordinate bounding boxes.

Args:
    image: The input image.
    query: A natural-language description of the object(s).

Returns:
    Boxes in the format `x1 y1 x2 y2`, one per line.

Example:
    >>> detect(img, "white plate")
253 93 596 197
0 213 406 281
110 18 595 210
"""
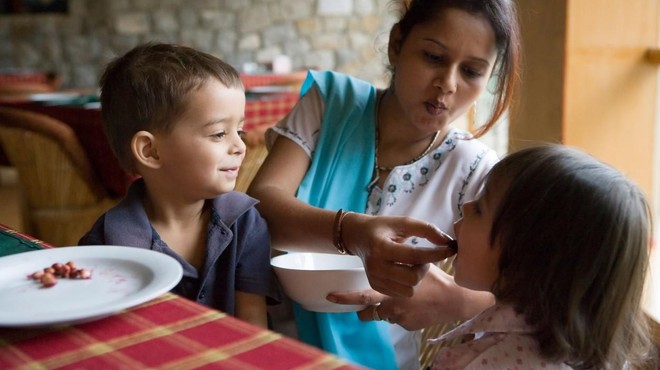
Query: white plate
83 101 101 109
28 92 82 102
0 245 183 327
246 85 294 94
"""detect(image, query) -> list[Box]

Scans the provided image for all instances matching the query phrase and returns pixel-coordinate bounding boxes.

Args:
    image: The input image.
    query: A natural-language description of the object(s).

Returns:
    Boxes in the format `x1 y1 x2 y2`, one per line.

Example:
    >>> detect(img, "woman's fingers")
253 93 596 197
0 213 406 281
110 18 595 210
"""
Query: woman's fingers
327 288 386 306
346 215 457 297
364 259 430 297
364 217 455 266
353 299 401 326
380 242 452 267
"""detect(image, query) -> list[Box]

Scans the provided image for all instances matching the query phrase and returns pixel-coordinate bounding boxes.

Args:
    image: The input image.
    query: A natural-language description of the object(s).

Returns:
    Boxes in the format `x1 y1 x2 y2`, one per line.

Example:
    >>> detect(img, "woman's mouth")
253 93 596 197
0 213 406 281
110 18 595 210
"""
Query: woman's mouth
425 101 448 116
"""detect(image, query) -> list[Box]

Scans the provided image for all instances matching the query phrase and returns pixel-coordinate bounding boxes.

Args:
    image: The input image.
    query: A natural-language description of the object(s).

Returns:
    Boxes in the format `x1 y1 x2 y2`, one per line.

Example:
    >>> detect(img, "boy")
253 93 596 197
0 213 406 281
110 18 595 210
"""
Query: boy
80 42 279 327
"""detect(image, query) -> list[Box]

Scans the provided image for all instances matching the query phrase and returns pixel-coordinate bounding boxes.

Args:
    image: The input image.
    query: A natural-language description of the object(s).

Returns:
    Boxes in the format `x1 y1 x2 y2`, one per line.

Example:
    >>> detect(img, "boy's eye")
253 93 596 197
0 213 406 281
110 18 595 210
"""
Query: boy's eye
238 130 246 140
212 131 226 139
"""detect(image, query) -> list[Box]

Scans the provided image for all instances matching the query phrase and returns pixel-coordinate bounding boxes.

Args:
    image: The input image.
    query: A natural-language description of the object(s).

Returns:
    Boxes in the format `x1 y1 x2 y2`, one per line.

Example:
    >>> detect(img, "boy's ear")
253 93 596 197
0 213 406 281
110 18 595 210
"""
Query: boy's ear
388 24 402 65
131 131 161 169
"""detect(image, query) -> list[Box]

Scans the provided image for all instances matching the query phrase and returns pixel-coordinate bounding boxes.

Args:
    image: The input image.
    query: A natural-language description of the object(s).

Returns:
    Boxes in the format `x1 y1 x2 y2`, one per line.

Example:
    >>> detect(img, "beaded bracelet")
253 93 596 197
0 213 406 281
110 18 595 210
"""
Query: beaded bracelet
332 209 354 255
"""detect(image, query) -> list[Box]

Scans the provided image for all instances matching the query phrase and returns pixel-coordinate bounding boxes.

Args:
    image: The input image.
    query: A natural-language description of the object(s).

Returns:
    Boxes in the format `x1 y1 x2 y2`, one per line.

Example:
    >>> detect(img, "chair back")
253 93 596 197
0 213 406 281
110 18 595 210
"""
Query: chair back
0 107 114 245
234 129 269 193
418 258 462 369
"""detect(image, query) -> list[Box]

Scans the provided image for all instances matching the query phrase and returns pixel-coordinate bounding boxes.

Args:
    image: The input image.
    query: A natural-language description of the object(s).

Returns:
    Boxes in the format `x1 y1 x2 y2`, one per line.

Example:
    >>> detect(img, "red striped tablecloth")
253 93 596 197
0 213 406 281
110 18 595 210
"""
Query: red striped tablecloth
245 93 299 131
0 293 361 370
240 72 307 90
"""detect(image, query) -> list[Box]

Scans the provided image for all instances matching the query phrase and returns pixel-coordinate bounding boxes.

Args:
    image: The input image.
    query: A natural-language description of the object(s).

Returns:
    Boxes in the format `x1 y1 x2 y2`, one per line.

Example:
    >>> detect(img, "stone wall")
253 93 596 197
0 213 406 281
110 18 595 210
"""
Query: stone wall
0 0 396 88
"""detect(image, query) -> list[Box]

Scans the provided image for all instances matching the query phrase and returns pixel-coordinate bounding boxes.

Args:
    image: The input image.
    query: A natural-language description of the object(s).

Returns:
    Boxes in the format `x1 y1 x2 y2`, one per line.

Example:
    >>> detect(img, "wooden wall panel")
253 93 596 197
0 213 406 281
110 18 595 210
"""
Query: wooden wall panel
564 0 658 197
511 0 658 200
508 0 567 149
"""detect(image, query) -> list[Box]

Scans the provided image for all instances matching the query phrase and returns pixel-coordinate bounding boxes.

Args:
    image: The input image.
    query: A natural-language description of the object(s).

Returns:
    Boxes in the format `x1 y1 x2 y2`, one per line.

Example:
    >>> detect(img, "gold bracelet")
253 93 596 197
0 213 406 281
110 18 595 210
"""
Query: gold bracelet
332 209 354 255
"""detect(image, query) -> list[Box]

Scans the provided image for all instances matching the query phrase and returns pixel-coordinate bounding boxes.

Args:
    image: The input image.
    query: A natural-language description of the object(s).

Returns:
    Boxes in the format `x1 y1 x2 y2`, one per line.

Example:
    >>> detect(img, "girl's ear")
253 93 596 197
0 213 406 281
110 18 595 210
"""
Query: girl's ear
388 24 403 66
131 130 161 169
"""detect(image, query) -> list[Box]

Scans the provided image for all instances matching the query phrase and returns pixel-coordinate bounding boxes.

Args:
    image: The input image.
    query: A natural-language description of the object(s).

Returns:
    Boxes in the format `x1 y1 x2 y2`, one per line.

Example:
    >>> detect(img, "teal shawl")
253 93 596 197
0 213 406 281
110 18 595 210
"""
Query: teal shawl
294 70 398 369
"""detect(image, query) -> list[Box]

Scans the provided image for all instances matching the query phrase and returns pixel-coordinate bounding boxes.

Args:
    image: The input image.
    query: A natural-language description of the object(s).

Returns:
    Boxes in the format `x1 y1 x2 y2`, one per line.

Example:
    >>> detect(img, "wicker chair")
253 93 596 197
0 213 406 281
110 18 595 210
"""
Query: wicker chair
418 258 463 369
0 107 115 246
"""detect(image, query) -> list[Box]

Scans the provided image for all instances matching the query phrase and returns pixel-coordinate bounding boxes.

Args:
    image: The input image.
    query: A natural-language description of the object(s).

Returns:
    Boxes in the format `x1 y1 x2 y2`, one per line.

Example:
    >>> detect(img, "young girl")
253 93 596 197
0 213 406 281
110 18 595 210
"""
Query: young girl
431 145 656 369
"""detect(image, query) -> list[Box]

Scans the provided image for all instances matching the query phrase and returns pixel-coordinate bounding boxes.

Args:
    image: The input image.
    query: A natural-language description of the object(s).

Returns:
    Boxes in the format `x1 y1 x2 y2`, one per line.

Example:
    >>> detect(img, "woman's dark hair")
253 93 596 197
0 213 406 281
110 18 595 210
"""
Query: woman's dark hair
487 145 654 369
392 0 521 137
99 42 243 174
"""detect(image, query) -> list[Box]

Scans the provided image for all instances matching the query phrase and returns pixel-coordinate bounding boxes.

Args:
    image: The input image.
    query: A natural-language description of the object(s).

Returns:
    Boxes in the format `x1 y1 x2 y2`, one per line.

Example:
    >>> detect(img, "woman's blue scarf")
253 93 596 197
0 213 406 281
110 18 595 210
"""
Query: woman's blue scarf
294 70 398 369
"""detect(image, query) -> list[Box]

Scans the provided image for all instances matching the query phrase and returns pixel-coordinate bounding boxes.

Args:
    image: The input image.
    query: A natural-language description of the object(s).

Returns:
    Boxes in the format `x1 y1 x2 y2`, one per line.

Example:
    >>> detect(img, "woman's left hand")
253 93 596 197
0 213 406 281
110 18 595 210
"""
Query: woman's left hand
326 264 495 331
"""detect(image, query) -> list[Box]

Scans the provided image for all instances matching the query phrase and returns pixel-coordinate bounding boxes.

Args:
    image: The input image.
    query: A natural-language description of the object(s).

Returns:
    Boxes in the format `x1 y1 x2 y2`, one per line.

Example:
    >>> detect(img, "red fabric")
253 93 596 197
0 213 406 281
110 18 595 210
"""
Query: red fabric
0 293 363 370
240 72 307 90
0 73 50 85
244 93 299 131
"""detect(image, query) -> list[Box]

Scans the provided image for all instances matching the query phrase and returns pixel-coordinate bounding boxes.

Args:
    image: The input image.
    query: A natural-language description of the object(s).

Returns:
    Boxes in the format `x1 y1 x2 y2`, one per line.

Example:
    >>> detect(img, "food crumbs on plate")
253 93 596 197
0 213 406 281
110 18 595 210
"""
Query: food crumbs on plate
40 272 57 287
28 261 92 288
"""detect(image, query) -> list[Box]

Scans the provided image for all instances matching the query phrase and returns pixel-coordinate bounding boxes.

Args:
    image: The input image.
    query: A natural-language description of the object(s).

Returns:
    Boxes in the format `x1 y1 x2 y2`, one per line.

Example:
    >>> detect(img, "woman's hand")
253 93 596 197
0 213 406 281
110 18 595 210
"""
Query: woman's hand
341 213 455 298
327 265 495 331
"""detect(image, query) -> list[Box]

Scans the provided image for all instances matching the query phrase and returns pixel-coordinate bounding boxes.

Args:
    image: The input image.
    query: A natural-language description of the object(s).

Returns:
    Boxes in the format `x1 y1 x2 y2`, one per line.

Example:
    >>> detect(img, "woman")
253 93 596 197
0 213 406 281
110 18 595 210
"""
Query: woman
248 0 521 369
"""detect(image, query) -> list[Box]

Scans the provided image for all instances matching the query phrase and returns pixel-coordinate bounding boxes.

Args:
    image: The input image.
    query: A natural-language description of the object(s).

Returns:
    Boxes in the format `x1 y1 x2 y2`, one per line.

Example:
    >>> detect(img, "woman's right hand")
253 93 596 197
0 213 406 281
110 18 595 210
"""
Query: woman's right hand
341 212 455 298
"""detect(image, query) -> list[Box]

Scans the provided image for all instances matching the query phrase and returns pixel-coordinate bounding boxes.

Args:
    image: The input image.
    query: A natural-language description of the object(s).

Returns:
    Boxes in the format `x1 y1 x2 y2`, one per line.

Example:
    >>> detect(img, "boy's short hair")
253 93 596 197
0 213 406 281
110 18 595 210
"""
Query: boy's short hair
99 42 243 173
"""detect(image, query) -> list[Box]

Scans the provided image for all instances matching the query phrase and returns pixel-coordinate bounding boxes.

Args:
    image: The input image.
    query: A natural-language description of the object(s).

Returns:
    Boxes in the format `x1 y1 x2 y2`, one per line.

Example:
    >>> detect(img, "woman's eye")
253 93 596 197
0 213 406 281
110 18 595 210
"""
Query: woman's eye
424 51 445 63
462 66 484 79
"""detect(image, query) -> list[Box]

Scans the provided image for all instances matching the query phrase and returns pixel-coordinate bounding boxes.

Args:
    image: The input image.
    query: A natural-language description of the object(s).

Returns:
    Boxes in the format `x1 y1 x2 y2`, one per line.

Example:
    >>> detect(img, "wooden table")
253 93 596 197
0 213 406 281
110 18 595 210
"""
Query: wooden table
0 224 362 370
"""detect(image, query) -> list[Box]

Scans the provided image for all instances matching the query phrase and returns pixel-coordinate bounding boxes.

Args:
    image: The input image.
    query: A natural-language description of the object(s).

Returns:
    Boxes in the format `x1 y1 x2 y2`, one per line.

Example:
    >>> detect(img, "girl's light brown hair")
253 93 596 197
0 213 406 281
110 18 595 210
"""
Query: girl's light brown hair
487 145 655 369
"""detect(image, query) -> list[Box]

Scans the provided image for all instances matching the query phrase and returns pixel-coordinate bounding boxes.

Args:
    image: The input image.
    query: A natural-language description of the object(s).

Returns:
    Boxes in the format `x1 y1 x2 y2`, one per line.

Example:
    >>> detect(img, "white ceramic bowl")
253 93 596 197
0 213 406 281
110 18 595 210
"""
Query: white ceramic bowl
271 252 371 313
